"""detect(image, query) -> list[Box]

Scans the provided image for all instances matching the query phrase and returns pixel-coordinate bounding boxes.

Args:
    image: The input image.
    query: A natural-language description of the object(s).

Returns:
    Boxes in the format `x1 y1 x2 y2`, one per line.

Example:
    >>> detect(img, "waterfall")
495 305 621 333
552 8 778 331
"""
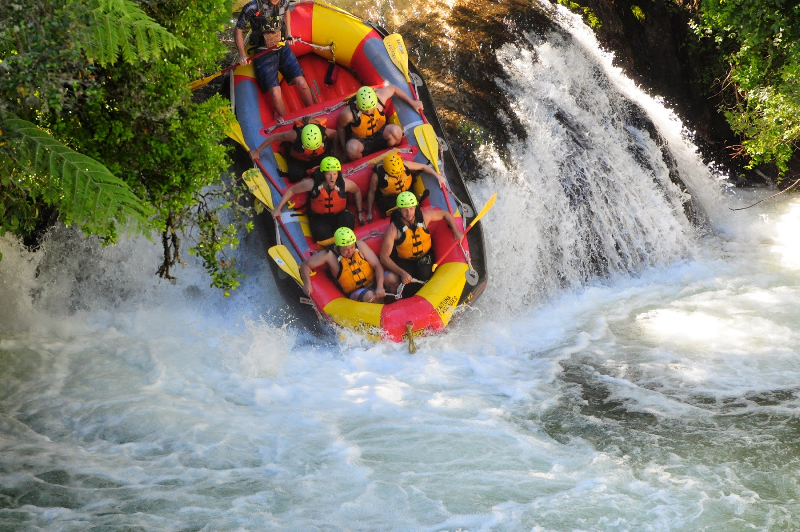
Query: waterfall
470 6 728 314
4 3 799 530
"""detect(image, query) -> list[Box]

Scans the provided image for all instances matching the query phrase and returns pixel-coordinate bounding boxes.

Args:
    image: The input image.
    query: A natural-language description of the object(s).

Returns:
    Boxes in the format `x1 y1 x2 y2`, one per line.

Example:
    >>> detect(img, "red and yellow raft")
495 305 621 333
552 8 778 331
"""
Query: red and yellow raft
229 0 488 342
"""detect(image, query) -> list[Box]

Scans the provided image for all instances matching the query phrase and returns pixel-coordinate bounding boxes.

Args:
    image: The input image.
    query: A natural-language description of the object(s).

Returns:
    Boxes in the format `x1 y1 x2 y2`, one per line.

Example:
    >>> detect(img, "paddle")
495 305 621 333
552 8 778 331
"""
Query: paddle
414 123 440 174
268 245 303 286
383 33 411 84
190 46 275 91
225 122 249 150
432 192 497 273
414 124 475 218
242 168 273 211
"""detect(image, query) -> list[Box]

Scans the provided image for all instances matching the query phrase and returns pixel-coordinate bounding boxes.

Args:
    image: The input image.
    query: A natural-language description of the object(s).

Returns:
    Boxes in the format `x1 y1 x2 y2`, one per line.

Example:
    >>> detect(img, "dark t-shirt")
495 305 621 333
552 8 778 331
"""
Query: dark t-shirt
236 0 289 46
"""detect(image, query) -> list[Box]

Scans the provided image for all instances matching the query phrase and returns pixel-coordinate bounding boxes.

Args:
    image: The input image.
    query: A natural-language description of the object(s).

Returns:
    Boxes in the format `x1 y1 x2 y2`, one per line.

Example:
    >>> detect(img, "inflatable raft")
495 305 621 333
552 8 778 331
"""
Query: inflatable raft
228 0 489 343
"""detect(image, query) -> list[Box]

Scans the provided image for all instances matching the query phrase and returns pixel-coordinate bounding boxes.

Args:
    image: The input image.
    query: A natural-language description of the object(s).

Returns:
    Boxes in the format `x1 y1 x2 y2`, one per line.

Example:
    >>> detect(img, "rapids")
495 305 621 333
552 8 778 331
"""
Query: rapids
2 2 800 530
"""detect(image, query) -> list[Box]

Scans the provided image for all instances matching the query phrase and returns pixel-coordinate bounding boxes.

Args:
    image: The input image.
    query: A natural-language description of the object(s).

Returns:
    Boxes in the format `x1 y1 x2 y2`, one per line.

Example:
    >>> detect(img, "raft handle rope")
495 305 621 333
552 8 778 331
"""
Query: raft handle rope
342 147 414 177
261 100 347 136
405 321 417 354
369 278 423 303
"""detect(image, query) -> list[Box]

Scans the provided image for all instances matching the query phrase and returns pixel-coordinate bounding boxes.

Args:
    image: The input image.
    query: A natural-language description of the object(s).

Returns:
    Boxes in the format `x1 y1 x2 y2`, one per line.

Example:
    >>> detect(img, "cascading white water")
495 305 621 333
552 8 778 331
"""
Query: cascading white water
2 4 800 530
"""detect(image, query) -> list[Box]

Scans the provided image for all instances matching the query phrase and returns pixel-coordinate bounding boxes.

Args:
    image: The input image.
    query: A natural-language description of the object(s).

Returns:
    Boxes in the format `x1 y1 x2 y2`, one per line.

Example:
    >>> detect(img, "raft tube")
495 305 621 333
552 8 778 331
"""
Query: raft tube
230 0 488 342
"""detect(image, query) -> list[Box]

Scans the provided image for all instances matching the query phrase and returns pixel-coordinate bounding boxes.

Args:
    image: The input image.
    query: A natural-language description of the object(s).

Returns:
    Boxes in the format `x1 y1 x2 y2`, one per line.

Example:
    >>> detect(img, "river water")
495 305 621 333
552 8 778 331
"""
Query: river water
2 2 800 531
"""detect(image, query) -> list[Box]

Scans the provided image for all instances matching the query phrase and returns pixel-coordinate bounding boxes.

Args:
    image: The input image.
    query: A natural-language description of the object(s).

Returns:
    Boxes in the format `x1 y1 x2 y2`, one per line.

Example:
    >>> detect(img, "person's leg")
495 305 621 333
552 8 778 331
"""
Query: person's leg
415 252 434 282
345 138 366 161
293 76 314 107
336 210 355 230
383 271 400 294
279 47 315 108
309 214 338 243
377 193 396 215
268 86 287 118
286 158 310 183
382 124 403 147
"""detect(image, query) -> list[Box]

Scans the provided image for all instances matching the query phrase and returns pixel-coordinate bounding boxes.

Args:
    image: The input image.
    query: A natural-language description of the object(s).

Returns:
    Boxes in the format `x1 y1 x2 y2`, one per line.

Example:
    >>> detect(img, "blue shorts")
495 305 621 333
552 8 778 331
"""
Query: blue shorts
350 286 375 302
253 46 305 92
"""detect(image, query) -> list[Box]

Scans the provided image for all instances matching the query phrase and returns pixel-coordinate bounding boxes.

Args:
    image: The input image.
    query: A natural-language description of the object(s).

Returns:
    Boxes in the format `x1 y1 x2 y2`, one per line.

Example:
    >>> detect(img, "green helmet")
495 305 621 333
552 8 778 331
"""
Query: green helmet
334 227 357 247
301 124 323 150
320 156 341 173
355 86 378 111
396 191 418 208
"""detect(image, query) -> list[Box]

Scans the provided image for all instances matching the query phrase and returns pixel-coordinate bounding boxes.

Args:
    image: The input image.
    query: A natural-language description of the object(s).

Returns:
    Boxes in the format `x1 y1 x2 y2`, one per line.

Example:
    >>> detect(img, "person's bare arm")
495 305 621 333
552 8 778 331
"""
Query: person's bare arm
380 225 412 284
235 28 249 65
345 179 365 225
272 179 313 218
425 209 463 241
336 109 352 154
300 250 335 296
379 85 423 114
366 172 378 222
250 130 296 160
359 243 385 301
283 5 293 42
406 160 445 186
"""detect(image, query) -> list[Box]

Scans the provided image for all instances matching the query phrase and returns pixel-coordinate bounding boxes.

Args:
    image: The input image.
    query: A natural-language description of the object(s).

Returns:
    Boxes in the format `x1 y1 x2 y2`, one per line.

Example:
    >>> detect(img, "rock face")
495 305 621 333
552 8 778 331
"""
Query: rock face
398 0 745 180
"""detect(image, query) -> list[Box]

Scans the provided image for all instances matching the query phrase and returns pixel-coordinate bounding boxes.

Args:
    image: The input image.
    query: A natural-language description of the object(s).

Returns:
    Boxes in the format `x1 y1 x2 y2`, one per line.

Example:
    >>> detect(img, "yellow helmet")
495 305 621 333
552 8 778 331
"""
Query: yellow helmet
383 153 405 177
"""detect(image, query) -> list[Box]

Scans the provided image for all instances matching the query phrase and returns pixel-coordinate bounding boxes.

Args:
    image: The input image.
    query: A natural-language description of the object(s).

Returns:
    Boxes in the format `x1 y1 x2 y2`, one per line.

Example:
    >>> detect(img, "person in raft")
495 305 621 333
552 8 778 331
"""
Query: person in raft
234 0 314 117
249 120 338 183
337 85 424 161
271 157 366 243
300 227 398 303
365 152 446 220
380 191 463 290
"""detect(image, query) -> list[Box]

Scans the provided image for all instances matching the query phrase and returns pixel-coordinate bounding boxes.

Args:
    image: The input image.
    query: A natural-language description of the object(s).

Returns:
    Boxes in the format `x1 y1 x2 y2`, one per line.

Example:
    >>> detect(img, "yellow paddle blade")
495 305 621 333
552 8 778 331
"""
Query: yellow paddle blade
431 192 497 273
274 152 289 174
315 236 335 248
268 245 303 286
470 192 497 229
225 122 249 150
242 168 273 209
384 33 410 83
190 71 224 91
414 124 440 174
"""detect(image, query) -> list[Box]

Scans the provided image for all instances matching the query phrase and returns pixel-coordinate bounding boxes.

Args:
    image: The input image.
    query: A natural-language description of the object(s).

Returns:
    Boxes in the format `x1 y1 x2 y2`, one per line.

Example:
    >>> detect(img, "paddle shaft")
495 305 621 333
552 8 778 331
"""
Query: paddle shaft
191 46 276 90
432 193 496 272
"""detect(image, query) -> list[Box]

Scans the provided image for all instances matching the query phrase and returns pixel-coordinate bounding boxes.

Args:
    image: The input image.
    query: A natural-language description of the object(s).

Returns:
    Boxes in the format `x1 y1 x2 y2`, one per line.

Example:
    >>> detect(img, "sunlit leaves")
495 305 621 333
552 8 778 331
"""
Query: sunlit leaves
693 0 800 174
4 117 153 237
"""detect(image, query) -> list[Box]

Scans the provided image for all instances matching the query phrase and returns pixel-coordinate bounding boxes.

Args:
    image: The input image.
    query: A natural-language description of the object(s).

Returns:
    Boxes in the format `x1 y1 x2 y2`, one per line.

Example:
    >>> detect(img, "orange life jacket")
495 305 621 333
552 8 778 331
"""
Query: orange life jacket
335 248 375 294
287 119 328 161
392 208 431 260
308 169 348 215
347 96 387 139
376 164 414 196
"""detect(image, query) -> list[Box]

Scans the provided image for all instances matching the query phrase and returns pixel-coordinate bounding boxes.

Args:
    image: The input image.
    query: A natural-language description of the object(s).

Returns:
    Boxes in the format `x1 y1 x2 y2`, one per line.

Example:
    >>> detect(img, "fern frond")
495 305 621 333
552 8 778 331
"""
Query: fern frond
80 0 184 66
4 118 154 237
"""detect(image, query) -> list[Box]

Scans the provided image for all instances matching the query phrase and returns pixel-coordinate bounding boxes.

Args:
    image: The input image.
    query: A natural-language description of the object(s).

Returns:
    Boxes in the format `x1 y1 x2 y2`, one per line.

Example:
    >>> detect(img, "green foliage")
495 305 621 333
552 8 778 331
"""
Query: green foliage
631 6 646 22
556 0 602 29
691 0 800 174
0 0 251 293
81 0 186 66
3 117 153 239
